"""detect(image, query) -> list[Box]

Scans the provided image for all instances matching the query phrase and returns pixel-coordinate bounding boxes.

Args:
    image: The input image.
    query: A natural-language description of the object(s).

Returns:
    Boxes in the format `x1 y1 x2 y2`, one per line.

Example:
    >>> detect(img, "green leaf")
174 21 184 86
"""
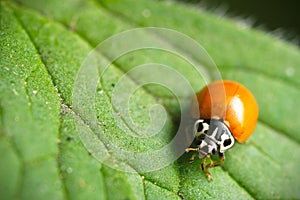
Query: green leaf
1 0 300 199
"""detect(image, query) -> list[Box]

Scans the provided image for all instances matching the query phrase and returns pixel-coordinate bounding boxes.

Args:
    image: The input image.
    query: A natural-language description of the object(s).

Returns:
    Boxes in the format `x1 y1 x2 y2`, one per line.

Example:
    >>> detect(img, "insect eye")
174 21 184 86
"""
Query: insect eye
223 138 232 147
196 121 203 133
212 148 216 154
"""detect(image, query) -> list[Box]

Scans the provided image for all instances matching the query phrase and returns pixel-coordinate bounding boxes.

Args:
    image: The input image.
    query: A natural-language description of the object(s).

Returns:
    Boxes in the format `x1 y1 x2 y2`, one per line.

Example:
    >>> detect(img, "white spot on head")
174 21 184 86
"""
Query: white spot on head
199 140 207 148
203 123 209 132
221 134 230 140
207 144 216 153
211 127 218 138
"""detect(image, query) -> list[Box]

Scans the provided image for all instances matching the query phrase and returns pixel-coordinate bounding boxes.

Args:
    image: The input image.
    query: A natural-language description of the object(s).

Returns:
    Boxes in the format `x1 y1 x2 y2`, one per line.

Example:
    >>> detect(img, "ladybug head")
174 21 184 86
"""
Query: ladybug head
193 119 235 153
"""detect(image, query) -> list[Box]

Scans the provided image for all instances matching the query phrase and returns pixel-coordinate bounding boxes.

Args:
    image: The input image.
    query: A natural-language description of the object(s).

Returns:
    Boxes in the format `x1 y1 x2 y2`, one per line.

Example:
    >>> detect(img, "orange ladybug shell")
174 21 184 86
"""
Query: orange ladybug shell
192 80 258 143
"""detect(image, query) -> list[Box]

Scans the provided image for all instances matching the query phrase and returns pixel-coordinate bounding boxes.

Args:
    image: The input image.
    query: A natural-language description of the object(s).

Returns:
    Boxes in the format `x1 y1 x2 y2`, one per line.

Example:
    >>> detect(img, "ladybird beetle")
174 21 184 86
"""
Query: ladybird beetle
186 80 258 180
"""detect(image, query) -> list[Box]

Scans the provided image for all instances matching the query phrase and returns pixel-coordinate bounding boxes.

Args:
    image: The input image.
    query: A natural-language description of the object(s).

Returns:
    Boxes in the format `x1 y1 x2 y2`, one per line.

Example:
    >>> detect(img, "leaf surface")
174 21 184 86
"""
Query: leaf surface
1 0 300 199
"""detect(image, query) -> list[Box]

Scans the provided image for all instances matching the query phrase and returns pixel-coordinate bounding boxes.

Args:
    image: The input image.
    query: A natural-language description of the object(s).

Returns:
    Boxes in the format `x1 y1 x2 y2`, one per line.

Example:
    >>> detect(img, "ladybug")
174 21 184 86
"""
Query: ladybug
186 80 258 180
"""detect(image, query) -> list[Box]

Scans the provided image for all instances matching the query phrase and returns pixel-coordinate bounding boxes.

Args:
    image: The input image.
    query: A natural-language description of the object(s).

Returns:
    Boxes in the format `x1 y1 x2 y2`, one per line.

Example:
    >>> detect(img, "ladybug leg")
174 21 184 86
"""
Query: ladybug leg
185 147 199 152
203 155 213 181
216 153 225 166
188 153 197 163
203 154 225 181
208 153 225 168
185 148 199 163
201 156 207 170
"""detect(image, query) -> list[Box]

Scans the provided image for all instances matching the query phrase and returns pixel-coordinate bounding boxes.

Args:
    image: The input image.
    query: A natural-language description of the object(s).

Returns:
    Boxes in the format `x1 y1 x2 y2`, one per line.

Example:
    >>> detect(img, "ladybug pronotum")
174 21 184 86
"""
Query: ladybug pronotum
186 80 259 181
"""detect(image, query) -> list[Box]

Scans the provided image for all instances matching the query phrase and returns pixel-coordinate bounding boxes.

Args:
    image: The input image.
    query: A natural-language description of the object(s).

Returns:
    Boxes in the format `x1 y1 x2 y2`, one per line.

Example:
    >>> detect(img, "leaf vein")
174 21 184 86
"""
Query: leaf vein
11 7 70 199
144 177 180 197
221 167 256 200
57 114 70 200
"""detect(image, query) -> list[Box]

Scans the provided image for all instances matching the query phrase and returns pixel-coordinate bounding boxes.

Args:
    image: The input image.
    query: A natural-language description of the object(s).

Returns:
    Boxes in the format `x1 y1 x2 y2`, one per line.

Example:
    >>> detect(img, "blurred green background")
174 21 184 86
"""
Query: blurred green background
179 0 300 44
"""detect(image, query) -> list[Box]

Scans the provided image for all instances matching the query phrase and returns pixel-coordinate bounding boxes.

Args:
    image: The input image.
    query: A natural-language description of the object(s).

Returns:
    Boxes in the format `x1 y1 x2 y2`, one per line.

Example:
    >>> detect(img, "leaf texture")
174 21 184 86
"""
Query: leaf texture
1 0 300 199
